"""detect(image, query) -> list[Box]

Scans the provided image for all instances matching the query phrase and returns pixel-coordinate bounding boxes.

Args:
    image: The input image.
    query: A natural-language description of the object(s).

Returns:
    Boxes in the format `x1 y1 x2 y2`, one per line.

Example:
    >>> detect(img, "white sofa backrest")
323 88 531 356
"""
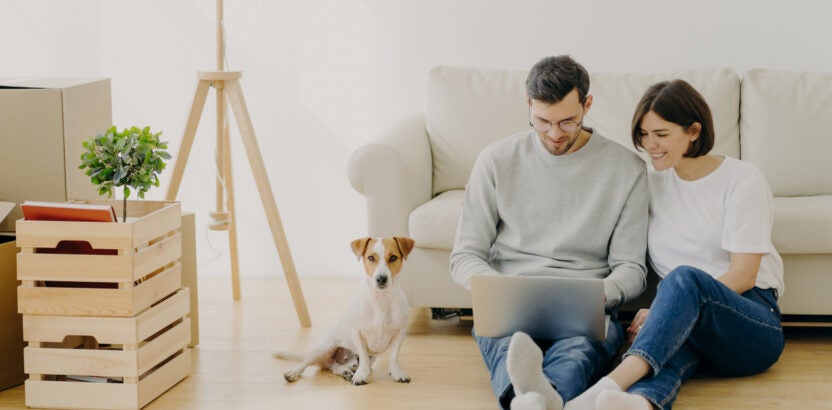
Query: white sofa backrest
426 66 741 196
740 69 832 197
426 66 528 196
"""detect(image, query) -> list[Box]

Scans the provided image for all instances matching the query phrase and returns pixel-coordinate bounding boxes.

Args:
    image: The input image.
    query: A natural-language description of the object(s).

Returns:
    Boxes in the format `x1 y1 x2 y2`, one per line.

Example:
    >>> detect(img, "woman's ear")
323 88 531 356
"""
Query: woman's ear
688 122 702 141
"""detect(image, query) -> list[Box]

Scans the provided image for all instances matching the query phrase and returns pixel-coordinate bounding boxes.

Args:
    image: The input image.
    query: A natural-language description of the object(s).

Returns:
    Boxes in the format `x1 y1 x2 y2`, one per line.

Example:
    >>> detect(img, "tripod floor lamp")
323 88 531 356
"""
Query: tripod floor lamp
165 0 311 327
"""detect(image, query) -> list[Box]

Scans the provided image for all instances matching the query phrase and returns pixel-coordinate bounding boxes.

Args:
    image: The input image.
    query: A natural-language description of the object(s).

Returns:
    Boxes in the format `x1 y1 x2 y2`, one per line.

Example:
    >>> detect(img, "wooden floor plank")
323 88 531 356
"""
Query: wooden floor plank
1 276 830 409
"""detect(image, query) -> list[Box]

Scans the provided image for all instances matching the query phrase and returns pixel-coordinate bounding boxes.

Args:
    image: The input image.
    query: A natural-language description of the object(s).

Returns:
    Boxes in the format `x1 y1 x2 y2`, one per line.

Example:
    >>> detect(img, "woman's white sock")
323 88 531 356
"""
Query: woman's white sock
596 390 652 410
563 376 620 410
507 332 564 410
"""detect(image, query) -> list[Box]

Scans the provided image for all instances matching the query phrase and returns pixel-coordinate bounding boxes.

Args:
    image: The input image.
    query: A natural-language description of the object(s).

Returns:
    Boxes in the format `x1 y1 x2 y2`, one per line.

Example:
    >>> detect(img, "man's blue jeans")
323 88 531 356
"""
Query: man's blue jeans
625 265 784 410
474 316 625 409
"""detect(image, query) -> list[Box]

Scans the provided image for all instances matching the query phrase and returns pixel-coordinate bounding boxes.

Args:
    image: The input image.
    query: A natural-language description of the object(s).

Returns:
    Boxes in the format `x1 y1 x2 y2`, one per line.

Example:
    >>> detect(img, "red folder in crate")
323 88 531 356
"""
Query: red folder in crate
20 201 117 222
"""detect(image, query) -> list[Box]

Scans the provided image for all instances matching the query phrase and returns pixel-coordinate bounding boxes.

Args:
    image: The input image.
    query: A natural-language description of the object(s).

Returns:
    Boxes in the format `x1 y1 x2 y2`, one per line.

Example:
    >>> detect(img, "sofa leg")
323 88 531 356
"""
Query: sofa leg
430 307 471 320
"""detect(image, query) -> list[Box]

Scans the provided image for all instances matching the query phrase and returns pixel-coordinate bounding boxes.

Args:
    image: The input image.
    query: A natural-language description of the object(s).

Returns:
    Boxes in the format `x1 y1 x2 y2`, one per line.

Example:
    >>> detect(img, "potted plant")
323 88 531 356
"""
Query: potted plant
79 126 171 222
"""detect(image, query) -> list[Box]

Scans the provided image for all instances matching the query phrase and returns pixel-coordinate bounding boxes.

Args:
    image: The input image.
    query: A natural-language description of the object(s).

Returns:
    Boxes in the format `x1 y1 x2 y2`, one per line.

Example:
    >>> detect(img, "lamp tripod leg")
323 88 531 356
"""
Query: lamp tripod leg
219 89 242 301
224 78 311 327
215 83 226 216
166 80 211 201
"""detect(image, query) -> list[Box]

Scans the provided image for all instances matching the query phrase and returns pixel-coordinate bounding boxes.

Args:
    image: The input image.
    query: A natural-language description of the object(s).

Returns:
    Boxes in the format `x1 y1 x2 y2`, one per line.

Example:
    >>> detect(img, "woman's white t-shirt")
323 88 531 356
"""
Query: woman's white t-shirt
647 156 784 295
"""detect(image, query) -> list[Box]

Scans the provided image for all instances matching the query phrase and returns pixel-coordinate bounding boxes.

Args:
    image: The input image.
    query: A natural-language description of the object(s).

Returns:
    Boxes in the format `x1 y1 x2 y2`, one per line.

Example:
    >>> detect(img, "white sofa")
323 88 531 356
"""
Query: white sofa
348 66 832 318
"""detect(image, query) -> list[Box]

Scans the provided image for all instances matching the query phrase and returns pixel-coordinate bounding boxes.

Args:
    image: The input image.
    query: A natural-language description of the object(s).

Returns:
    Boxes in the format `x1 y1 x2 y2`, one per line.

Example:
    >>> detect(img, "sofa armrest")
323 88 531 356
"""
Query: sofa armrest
348 114 432 237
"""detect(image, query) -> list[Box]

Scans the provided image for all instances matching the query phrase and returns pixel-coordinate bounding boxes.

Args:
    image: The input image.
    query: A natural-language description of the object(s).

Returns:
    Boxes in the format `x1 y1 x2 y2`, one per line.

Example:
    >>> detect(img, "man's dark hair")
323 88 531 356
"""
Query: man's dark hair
631 79 715 158
526 55 590 104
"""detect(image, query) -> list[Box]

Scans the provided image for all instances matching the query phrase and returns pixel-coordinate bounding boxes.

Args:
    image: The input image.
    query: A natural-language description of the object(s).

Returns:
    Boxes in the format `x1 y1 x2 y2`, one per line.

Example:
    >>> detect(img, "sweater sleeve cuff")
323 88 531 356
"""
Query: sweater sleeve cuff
603 279 621 310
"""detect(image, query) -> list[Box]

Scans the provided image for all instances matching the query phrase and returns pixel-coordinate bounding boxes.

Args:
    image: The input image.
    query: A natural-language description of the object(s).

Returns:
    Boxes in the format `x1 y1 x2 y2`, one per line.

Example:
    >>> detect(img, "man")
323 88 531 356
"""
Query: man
450 55 648 410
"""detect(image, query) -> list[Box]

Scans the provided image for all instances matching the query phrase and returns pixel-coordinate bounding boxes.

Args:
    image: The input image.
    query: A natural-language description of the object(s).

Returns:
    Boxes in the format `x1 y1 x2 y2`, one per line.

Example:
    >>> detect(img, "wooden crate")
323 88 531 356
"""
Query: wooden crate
22 288 191 410
16 200 182 317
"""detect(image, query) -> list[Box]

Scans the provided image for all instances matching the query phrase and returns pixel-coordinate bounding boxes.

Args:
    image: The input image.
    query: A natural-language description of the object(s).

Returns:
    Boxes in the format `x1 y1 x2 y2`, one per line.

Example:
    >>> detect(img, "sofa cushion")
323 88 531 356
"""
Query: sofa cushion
586 68 741 161
741 69 832 196
426 66 741 197
408 189 464 250
772 196 832 254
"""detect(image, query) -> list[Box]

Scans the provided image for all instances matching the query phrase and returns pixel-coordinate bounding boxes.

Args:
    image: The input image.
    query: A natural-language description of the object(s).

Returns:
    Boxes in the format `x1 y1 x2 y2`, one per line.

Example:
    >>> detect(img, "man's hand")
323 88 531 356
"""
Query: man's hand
627 308 650 344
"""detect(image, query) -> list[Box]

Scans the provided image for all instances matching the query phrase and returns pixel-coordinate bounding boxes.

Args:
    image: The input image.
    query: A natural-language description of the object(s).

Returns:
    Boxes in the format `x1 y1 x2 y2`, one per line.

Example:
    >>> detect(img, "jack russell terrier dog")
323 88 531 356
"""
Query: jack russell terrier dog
275 236 415 385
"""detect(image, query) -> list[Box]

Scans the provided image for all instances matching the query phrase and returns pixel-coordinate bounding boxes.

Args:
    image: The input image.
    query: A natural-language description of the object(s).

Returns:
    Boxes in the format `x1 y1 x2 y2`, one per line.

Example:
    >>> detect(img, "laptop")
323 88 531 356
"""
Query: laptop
471 275 609 341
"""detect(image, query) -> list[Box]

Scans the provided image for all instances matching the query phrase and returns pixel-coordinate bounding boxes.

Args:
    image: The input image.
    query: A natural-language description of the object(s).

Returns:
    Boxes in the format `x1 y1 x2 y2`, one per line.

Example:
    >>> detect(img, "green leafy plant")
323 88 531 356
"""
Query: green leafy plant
79 126 171 222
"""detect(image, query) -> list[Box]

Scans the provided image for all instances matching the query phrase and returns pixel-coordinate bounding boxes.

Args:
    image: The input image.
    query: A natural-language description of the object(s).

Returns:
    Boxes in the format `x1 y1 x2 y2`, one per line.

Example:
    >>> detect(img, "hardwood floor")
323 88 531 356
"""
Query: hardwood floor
1 276 830 409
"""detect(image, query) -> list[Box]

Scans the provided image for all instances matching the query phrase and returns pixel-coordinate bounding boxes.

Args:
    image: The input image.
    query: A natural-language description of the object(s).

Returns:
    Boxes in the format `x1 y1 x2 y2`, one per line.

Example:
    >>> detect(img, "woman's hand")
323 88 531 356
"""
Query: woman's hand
627 308 650 344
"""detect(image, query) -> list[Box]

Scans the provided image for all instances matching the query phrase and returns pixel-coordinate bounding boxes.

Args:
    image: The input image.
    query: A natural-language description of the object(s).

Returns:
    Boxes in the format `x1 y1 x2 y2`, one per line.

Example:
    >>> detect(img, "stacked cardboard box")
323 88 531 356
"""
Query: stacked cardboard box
16 200 190 410
0 78 112 233
0 203 24 392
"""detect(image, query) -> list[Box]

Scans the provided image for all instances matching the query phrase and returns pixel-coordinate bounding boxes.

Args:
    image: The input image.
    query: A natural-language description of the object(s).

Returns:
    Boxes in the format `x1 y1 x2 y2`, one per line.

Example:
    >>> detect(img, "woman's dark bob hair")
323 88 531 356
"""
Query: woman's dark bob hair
631 79 714 158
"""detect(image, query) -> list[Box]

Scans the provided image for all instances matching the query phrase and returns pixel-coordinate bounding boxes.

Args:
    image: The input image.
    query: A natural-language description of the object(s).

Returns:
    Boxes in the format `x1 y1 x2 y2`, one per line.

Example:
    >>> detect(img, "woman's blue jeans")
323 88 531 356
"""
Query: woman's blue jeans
474 315 625 409
625 265 785 410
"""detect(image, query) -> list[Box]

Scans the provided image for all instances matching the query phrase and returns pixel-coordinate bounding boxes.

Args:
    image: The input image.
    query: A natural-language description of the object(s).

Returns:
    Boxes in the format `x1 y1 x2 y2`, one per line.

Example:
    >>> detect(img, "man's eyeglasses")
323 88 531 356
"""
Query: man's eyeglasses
528 107 583 133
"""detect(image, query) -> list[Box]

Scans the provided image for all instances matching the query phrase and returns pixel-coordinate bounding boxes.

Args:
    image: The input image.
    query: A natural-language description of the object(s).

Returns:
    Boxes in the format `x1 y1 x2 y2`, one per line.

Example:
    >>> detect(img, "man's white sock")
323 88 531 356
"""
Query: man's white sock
511 392 547 410
563 376 620 410
596 390 652 410
506 332 563 410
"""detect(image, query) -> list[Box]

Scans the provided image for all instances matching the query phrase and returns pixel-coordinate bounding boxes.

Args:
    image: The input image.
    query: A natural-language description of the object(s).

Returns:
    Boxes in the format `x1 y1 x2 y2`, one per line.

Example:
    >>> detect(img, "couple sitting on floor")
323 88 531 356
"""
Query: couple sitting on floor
450 55 784 410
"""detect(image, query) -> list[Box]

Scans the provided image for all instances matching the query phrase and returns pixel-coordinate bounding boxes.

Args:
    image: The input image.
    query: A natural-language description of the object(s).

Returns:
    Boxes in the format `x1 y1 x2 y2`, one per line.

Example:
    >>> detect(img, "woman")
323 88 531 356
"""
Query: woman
566 79 785 410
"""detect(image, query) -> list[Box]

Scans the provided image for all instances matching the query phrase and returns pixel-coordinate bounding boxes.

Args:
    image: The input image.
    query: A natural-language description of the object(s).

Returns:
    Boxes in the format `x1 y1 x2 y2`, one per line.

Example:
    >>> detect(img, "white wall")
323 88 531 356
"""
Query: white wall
2 0 832 280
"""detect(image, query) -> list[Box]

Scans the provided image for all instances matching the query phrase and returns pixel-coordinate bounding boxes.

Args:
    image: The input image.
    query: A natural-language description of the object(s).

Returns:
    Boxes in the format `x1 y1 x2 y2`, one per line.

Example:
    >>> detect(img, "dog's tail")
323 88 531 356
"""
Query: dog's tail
274 351 304 362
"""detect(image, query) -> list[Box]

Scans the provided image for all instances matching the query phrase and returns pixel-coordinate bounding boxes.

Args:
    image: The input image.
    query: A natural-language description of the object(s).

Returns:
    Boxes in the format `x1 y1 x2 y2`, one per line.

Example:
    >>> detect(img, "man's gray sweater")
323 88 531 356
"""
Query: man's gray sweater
450 130 648 310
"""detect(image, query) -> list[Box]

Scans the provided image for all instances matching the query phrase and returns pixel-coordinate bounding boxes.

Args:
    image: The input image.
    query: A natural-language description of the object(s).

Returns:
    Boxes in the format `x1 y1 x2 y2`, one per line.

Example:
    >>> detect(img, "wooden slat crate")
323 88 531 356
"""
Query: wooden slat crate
16 200 182 317
22 288 191 410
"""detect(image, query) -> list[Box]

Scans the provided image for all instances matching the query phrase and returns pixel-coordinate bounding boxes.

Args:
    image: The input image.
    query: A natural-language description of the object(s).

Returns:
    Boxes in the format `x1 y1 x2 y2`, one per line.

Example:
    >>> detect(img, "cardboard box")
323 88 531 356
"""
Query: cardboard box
0 78 112 232
0 202 24 391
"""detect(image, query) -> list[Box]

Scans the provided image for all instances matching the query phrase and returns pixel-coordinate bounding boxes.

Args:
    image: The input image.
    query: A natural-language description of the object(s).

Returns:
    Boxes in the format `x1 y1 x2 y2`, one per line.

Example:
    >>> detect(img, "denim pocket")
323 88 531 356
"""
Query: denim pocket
747 287 780 316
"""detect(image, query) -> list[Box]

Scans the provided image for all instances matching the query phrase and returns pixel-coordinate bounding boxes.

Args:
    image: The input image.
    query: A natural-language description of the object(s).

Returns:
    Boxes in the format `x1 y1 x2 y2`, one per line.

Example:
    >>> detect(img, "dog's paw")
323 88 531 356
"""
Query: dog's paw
394 375 411 383
284 370 302 383
351 368 370 386
390 369 410 383
340 370 354 382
